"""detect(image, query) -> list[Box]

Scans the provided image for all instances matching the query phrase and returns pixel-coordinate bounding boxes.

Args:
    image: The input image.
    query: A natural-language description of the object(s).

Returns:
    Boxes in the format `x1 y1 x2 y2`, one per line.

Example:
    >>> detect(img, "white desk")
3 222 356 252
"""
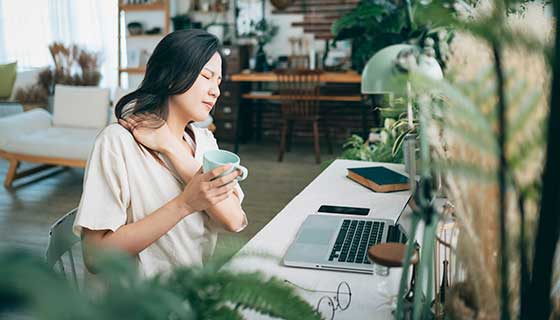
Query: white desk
228 159 422 319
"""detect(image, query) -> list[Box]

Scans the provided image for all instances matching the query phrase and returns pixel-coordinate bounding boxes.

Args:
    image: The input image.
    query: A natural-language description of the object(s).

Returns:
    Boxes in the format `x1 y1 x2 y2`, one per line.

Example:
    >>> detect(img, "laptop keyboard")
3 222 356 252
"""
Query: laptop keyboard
328 219 385 264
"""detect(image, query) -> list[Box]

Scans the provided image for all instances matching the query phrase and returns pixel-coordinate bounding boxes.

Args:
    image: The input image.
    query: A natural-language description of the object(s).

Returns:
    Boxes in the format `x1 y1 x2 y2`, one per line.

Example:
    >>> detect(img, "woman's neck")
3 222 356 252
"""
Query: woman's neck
166 112 190 141
167 99 192 139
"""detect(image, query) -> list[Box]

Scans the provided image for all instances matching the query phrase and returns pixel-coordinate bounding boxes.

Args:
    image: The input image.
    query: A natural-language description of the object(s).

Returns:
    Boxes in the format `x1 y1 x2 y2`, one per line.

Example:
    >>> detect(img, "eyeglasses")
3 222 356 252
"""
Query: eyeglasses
284 279 352 320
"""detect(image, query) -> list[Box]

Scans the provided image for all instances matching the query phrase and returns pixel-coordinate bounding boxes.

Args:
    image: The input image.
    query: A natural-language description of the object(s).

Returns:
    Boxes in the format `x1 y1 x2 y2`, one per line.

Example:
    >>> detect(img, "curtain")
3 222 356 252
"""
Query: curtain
0 0 118 88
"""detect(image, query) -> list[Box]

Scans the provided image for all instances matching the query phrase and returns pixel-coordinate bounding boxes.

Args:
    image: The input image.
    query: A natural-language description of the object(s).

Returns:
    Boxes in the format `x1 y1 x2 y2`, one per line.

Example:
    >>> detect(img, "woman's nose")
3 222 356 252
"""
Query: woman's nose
209 85 220 98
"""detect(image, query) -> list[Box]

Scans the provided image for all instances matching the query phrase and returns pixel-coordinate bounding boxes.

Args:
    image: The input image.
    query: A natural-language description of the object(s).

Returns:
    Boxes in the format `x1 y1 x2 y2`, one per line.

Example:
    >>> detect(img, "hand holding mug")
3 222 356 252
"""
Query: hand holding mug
202 150 248 181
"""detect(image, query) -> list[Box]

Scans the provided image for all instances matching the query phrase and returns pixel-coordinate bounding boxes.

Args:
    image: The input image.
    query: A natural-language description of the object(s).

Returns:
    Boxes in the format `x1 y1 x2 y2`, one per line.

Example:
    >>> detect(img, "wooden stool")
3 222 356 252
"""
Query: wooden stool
367 243 418 276
368 243 419 307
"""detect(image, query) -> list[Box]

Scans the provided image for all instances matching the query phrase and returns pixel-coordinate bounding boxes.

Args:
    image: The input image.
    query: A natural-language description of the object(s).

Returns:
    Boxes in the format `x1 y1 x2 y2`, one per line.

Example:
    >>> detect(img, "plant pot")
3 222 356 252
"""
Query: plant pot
254 44 269 72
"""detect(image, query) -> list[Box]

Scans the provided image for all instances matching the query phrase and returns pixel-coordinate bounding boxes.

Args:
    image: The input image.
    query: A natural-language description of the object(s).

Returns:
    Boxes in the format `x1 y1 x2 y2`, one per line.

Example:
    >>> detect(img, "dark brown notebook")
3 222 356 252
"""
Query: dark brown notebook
347 166 410 193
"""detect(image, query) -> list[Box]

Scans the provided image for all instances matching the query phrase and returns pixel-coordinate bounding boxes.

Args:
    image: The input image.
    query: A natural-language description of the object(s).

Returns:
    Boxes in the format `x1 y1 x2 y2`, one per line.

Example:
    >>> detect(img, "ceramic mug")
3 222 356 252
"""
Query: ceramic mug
202 149 248 181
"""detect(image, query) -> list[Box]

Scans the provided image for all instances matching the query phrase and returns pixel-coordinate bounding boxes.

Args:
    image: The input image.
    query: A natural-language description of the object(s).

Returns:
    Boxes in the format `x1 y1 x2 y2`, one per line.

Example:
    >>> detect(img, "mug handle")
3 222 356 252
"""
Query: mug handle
234 164 248 181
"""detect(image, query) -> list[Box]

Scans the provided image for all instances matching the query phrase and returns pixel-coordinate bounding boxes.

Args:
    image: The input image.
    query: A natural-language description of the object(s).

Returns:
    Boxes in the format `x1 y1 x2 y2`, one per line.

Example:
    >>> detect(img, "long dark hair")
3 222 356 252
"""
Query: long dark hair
115 29 223 123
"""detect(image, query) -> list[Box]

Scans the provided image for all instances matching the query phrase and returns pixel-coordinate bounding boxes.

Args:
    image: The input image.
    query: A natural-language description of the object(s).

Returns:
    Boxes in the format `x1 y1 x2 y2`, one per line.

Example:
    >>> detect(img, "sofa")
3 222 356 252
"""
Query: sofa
0 85 111 188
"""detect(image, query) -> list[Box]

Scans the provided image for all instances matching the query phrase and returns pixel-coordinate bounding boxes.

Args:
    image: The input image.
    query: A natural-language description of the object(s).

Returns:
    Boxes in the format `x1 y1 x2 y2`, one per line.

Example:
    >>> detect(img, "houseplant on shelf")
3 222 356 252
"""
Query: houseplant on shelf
250 18 278 72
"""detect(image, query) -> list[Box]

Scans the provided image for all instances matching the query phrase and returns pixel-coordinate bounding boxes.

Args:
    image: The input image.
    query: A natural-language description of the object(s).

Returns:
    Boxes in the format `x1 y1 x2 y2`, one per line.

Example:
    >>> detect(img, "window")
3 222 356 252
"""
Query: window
0 0 118 87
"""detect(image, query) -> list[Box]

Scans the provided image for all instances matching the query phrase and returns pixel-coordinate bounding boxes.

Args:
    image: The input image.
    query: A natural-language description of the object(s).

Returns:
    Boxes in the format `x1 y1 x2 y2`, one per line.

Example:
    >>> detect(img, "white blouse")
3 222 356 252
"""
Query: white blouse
74 123 245 278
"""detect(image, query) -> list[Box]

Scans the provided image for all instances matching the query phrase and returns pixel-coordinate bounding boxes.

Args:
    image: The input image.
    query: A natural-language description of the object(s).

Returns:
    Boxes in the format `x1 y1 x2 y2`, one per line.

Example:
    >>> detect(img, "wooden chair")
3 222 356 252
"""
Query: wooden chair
274 69 332 164
45 208 81 289
288 55 310 69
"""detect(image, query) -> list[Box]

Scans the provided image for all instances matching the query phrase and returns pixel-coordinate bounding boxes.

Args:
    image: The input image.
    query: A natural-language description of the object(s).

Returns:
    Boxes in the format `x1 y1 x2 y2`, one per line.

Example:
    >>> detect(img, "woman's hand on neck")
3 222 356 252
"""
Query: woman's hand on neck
119 114 182 156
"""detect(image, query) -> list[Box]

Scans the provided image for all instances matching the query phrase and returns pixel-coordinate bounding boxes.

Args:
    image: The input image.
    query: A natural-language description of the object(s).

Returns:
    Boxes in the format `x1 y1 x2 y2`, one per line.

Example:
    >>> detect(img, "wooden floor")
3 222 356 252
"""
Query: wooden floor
0 140 340 257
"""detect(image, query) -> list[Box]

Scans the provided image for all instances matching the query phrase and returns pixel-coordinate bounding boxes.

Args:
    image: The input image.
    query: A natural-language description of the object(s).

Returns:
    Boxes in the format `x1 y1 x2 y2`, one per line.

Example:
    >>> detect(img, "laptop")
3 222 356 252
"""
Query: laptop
283 205 411 274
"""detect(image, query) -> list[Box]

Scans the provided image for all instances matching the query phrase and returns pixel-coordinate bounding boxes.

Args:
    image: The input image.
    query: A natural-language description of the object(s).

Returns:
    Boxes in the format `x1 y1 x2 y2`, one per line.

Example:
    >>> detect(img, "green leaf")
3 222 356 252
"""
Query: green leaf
219 272 321 320
331 3 386 37
508 123 546 172
507 88 542 142
208 306 244 320
432 160 497 183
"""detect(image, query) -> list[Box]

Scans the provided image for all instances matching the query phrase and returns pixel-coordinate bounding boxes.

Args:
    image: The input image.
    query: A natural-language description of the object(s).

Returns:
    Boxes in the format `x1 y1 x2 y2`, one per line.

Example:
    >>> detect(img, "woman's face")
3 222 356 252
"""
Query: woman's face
169 52 222 123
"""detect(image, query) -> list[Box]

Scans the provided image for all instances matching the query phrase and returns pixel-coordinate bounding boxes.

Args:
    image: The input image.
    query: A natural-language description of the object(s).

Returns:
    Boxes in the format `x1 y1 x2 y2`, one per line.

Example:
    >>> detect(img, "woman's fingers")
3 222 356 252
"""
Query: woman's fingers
209 180 237 196
127 116 140 131
210 171 239 188
118 119 132 130
209 187 235 205
119 117 139 131
202 164 232 181
121 114 155 131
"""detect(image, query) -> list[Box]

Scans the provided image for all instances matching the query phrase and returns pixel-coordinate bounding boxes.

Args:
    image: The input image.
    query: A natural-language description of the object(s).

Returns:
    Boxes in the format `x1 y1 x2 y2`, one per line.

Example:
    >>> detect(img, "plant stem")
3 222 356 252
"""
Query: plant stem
395 214 420 319
517 189 528 320
492 42 510 320
527 1 560 317
412 212 439 320
405 0 414 31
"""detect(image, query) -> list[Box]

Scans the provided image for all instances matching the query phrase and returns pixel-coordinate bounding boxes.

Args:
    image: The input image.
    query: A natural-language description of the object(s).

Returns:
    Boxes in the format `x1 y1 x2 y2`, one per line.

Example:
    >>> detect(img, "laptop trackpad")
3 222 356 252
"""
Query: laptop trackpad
297 228 332 245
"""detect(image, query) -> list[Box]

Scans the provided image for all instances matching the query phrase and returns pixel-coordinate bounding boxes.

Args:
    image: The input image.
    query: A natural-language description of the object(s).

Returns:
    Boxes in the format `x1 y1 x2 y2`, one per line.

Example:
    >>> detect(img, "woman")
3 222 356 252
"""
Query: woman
74 29 247 278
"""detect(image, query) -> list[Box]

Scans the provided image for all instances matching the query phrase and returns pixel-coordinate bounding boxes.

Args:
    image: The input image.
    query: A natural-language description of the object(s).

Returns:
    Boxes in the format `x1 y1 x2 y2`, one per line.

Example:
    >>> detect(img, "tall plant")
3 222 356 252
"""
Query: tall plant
393 0 559 318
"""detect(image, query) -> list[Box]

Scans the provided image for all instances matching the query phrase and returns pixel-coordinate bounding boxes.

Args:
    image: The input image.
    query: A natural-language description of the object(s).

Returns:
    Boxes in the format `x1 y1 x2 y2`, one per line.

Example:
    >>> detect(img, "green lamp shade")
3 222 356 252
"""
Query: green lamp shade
361 44 416 95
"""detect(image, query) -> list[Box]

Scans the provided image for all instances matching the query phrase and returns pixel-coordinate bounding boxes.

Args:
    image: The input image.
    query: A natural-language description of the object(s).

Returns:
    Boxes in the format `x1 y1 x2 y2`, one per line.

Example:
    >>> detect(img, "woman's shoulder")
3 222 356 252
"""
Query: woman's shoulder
94 123 136 149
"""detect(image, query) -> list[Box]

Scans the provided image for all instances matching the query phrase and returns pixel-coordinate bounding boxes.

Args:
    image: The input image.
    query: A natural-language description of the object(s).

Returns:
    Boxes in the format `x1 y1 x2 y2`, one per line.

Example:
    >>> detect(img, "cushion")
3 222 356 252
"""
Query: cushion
0 109 52 149
2 126 100 160
0 62 17 99
9 68 41 101
53 85 110 129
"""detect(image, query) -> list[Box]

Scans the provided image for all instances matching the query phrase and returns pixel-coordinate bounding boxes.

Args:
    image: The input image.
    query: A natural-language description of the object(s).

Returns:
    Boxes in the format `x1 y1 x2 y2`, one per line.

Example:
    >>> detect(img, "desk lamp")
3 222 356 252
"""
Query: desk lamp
361 42 444 319
361 42 443 193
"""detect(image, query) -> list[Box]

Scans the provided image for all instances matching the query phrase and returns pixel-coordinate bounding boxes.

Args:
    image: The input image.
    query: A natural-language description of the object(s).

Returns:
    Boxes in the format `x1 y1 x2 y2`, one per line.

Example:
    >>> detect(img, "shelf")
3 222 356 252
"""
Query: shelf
119 67 146 73
119 3 166 11
190 10 228 14
242 93 361 102
118 0 169 87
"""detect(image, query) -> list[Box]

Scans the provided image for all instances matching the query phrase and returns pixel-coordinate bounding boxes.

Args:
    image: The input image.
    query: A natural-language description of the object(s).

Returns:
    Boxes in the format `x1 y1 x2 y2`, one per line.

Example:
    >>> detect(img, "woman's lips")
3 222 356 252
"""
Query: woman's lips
203 101 214 110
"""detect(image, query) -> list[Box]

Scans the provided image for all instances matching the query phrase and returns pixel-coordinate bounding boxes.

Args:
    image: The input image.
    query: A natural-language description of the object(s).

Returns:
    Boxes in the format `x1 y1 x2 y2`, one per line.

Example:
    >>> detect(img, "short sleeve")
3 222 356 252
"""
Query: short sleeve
73 131 131 236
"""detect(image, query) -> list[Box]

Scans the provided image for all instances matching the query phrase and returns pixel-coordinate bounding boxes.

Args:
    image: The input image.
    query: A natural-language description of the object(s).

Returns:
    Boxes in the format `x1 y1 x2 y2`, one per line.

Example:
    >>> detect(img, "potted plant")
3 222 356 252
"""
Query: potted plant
248 19 279 71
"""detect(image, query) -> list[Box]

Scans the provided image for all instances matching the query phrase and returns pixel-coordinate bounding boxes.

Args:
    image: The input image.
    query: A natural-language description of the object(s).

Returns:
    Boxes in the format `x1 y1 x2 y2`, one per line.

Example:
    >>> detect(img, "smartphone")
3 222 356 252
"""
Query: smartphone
317 205 370 216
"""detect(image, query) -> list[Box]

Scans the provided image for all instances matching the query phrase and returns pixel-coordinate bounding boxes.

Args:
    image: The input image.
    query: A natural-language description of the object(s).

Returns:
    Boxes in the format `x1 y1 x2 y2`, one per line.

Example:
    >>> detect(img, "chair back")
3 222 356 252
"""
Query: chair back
274 69 323 120
46 208 81 289
288 55 310 69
